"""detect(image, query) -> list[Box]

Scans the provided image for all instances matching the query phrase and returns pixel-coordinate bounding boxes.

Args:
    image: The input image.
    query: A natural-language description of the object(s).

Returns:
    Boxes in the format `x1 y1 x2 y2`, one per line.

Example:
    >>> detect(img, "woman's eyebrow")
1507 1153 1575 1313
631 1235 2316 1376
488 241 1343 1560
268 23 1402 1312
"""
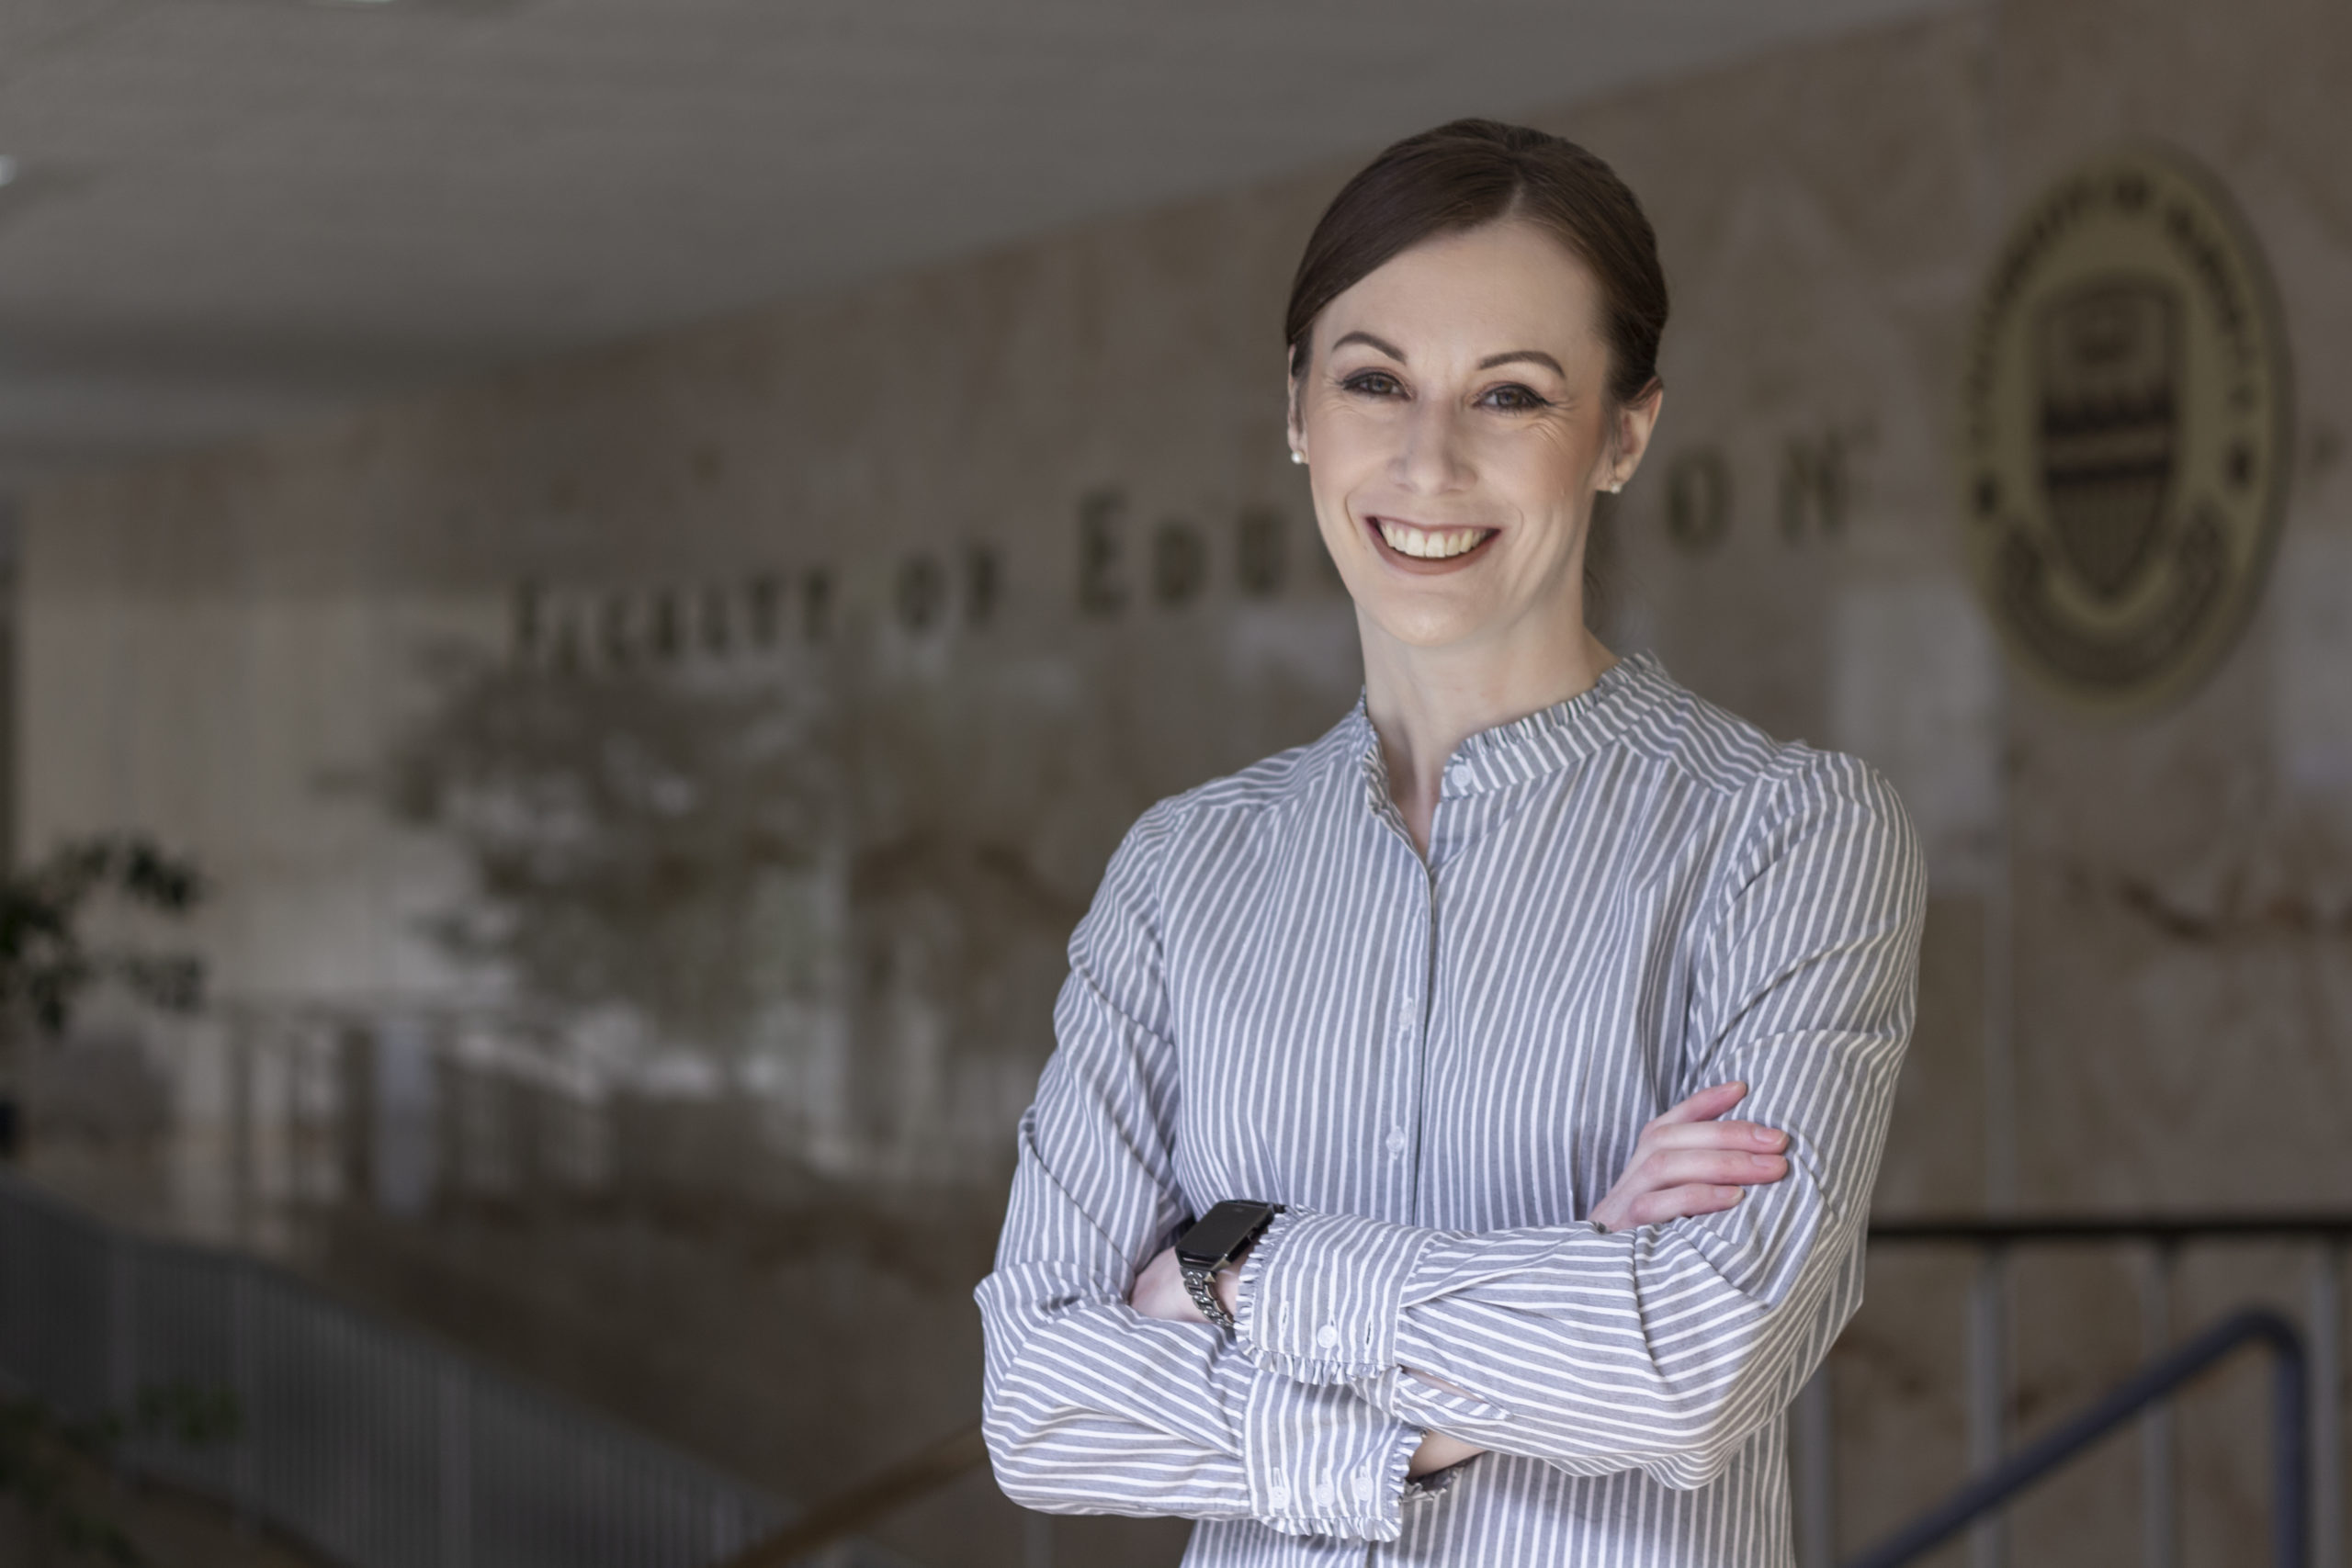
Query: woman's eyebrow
1477 349 1566 375
1329 335 1564 377
1330 330 1407 360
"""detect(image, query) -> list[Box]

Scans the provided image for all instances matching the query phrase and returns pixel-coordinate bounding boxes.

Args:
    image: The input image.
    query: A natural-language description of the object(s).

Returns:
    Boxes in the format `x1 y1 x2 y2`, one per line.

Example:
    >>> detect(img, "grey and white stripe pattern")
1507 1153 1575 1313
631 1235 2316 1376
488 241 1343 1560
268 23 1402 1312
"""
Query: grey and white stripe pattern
976 652 1926 1566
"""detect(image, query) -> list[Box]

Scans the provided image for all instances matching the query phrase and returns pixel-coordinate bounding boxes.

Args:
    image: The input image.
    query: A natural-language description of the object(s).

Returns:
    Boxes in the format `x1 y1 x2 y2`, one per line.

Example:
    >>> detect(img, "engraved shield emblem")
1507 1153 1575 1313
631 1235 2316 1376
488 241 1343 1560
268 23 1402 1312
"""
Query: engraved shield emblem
2033 278 2181 601
1962 148 2290 713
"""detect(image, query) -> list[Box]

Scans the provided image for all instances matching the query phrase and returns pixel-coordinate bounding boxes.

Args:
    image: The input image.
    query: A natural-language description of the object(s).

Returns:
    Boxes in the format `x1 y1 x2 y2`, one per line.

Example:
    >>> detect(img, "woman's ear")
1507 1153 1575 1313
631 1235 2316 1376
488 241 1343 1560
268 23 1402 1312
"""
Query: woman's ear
1604 381 1665 491
1284 353 1307 464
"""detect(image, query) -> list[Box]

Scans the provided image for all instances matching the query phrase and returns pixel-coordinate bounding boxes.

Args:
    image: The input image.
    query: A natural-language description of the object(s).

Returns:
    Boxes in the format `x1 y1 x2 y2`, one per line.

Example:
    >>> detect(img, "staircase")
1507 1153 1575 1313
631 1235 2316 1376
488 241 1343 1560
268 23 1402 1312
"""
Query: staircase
0 1170 914 1568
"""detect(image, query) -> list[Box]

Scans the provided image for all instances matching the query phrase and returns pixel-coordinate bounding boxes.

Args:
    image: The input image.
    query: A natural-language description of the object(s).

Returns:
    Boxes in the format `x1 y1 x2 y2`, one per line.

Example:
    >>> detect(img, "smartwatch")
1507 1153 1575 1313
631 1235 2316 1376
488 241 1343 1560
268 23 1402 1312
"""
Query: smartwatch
1174 1200 1283 1330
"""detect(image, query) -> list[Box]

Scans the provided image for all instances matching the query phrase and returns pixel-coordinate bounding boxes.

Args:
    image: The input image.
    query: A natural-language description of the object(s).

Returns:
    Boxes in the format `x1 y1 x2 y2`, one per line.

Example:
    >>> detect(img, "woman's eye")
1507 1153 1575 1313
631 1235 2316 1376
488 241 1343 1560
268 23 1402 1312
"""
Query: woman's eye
1342 371 1403 398
1480 384 1548 412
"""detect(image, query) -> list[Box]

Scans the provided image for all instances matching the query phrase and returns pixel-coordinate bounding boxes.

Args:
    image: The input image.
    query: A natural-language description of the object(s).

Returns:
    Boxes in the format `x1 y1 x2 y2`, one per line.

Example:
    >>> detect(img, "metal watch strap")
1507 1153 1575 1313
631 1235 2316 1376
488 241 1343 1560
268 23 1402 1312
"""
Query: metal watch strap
1181 1260 1237 1330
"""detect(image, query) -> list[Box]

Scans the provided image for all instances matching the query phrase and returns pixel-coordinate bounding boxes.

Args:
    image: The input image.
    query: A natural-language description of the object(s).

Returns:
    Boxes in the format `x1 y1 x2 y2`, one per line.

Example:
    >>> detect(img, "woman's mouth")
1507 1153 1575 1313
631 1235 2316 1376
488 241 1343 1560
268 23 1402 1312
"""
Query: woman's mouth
1372 516 1498 563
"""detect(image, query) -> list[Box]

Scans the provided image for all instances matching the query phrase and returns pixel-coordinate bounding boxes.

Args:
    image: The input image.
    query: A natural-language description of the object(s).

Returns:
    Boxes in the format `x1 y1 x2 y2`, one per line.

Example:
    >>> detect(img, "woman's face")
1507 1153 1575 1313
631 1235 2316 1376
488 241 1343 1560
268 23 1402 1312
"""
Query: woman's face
1289 219 1657 658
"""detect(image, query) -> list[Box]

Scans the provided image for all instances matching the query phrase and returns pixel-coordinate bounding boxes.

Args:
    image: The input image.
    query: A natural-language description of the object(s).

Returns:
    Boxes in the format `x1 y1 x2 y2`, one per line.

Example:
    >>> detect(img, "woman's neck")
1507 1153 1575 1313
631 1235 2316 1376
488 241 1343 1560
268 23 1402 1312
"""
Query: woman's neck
1363 619 1617 858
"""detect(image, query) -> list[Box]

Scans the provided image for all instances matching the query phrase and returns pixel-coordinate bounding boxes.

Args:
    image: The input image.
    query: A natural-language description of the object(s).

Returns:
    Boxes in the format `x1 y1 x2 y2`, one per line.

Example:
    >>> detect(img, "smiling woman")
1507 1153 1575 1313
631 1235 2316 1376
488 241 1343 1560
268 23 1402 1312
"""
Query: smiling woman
978 119 1925 1568
1283 123 1668 854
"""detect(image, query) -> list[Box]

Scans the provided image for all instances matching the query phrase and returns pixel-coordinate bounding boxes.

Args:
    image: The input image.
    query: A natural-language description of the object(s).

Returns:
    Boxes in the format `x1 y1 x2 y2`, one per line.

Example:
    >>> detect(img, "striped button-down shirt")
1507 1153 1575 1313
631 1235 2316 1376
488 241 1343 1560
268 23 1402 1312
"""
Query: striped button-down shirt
976 652 1926 1565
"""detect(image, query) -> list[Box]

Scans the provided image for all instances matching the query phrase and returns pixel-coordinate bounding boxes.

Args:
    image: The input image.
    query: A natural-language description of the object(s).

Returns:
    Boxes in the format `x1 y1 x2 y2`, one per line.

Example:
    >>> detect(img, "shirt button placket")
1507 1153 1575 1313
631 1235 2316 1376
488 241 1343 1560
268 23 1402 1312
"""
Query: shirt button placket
1387 957 1412 1169
1390 861 1434 1210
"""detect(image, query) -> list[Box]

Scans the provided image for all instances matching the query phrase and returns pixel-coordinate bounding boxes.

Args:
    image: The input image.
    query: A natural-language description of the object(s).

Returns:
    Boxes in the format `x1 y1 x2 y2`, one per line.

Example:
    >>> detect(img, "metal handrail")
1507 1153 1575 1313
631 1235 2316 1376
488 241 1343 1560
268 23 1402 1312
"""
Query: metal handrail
1839 1307 2308 1568
1871 1213 2352 1245
1844 1213 2348 1568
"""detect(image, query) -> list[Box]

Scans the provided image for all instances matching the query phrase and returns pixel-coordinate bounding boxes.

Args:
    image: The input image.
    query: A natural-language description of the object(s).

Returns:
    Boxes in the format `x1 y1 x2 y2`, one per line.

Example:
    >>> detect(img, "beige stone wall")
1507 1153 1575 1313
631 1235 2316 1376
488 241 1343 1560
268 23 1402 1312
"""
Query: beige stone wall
19 1 2352 1563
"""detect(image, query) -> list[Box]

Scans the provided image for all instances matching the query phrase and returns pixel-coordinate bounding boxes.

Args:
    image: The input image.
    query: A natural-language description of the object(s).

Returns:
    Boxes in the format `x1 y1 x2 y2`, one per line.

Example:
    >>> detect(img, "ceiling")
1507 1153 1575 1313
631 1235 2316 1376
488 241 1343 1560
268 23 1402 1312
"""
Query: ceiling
0 0 1954 491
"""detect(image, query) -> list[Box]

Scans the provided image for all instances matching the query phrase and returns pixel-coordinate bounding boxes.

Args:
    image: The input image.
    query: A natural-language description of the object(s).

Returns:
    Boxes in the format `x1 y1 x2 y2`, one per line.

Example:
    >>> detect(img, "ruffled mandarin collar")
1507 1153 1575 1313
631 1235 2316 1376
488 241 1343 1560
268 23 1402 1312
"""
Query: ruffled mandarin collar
1348 649 1668 804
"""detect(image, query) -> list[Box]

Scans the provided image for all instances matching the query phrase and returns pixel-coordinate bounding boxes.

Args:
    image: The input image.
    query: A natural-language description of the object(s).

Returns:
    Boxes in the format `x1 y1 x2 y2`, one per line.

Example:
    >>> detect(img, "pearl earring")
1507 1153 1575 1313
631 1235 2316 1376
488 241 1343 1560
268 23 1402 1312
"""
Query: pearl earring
1290 450 1306 466
1606 480 1623 494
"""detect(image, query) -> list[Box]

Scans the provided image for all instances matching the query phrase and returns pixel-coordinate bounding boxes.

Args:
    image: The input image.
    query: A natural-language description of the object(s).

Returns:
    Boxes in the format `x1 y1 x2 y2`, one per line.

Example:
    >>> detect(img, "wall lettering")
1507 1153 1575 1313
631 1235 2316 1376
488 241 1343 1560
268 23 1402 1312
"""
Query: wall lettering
1779 433 1850 539
1236 507 1285 597
897 554 946 632
965 543 1001 626
508 484 1320 677
802 569 832 643
1666 448 1732 555
519 570 835 671
1073 490 1328 618
1153 520 1206 606
1078 488 1128 616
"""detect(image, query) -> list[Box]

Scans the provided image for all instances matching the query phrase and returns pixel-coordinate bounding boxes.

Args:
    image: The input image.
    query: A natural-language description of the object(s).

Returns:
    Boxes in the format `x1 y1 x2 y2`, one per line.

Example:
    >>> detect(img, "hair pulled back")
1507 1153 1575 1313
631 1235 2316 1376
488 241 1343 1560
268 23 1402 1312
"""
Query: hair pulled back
1285 119 1668 408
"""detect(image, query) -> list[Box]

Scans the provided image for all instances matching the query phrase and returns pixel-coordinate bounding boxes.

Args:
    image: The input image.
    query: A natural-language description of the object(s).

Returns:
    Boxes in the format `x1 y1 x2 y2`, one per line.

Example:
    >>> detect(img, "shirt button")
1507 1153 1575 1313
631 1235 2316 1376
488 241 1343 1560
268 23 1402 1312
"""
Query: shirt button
1312 1477 1336 1506
1354 1472 1376 1500
1317 1323 1340 1348
1269 1481 1291 1507
1385 1129 1407 1157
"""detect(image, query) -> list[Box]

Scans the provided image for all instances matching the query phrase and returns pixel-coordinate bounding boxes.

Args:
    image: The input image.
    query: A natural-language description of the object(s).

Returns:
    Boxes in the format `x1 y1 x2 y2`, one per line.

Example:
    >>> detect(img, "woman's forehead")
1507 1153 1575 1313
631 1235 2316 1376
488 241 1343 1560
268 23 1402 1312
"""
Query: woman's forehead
1317 221 1604 364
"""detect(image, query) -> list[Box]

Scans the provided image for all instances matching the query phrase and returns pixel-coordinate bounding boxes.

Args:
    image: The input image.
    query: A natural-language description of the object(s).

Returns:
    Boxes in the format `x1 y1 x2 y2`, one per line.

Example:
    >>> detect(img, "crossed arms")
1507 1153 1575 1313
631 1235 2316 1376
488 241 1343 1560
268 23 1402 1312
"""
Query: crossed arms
974 770 1925 1543
1125 1077 1795 1479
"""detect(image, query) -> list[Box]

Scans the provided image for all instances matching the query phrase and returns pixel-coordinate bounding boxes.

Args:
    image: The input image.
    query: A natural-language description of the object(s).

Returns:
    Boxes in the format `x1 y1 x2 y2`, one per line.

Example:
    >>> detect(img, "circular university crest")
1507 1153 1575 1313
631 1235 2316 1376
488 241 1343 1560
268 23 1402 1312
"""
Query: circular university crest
1961 145 2291 712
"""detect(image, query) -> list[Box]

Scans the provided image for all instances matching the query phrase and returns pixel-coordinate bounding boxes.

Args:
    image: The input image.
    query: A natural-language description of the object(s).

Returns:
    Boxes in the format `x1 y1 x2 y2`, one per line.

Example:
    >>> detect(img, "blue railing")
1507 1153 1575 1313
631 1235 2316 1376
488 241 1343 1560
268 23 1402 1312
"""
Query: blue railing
1838 1295 2312 1568
1789 1216 2350 1568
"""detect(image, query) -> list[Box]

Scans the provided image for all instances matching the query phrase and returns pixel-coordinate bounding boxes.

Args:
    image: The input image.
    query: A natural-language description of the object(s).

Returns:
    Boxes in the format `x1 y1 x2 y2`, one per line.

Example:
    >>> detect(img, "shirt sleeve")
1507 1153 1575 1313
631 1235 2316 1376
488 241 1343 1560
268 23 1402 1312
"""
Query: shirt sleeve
974 802 1425 1540
1234 756 1927 1491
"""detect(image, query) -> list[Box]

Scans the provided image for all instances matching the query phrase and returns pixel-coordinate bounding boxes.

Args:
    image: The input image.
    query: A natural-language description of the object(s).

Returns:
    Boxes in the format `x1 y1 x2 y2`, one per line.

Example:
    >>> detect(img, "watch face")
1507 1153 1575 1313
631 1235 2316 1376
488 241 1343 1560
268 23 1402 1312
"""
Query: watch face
1175 1201 1275 1266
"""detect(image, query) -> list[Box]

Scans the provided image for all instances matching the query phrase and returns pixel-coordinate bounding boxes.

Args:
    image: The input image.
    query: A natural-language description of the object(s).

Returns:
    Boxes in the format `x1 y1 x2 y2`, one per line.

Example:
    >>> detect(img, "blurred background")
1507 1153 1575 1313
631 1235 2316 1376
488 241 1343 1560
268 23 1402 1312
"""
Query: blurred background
0 1 2346 1565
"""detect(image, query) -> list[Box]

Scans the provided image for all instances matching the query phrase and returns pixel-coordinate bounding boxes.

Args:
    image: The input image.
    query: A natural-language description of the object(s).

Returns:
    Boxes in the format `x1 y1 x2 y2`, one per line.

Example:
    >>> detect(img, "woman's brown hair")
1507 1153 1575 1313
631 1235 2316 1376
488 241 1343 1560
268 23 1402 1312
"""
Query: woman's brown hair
1284 118 1668 408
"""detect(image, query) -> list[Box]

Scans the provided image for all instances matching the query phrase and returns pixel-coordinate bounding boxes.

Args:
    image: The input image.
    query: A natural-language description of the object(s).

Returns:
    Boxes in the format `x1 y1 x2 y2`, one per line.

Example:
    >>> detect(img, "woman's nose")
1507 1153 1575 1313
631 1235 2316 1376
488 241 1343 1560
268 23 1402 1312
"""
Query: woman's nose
1391 398 1472 493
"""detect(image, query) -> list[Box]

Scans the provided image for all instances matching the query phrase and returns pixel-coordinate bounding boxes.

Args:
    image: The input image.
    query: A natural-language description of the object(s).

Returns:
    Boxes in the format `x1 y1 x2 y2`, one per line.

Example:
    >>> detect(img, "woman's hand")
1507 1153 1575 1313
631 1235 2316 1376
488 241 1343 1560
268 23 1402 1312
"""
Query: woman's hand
1407 1428 1485 1477
1588 1080 1788 1234
1129 1245 1238 1324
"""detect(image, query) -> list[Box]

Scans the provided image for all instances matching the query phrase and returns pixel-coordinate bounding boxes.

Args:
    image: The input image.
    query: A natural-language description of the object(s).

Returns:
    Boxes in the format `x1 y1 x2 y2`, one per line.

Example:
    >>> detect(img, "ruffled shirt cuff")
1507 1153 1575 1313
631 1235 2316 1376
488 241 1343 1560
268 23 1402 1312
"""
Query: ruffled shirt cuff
1238 1369 1423 1540
1235 1208 1434 1384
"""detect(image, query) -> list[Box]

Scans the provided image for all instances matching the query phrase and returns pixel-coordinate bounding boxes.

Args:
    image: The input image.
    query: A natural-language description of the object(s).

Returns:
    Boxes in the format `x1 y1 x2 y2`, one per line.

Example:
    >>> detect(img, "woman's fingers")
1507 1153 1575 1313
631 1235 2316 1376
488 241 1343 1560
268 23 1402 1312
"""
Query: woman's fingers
1592 1087 1792 1234
1630 1183 1747 1227
1650 1080 1749 1127
1634 1148 1789 1190
1641 1118 1788 1155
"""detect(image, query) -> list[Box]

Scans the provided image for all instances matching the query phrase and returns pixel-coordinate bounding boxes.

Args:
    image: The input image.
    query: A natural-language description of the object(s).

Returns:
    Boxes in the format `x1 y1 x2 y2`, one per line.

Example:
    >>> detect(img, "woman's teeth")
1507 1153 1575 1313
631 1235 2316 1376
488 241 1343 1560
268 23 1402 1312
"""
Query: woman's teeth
1377 520 1489 559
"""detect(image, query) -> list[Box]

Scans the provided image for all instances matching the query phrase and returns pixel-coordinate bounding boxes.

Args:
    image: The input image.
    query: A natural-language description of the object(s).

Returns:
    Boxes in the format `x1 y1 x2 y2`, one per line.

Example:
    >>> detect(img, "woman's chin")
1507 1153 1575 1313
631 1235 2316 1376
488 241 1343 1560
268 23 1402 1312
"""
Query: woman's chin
1361 597 1501 654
